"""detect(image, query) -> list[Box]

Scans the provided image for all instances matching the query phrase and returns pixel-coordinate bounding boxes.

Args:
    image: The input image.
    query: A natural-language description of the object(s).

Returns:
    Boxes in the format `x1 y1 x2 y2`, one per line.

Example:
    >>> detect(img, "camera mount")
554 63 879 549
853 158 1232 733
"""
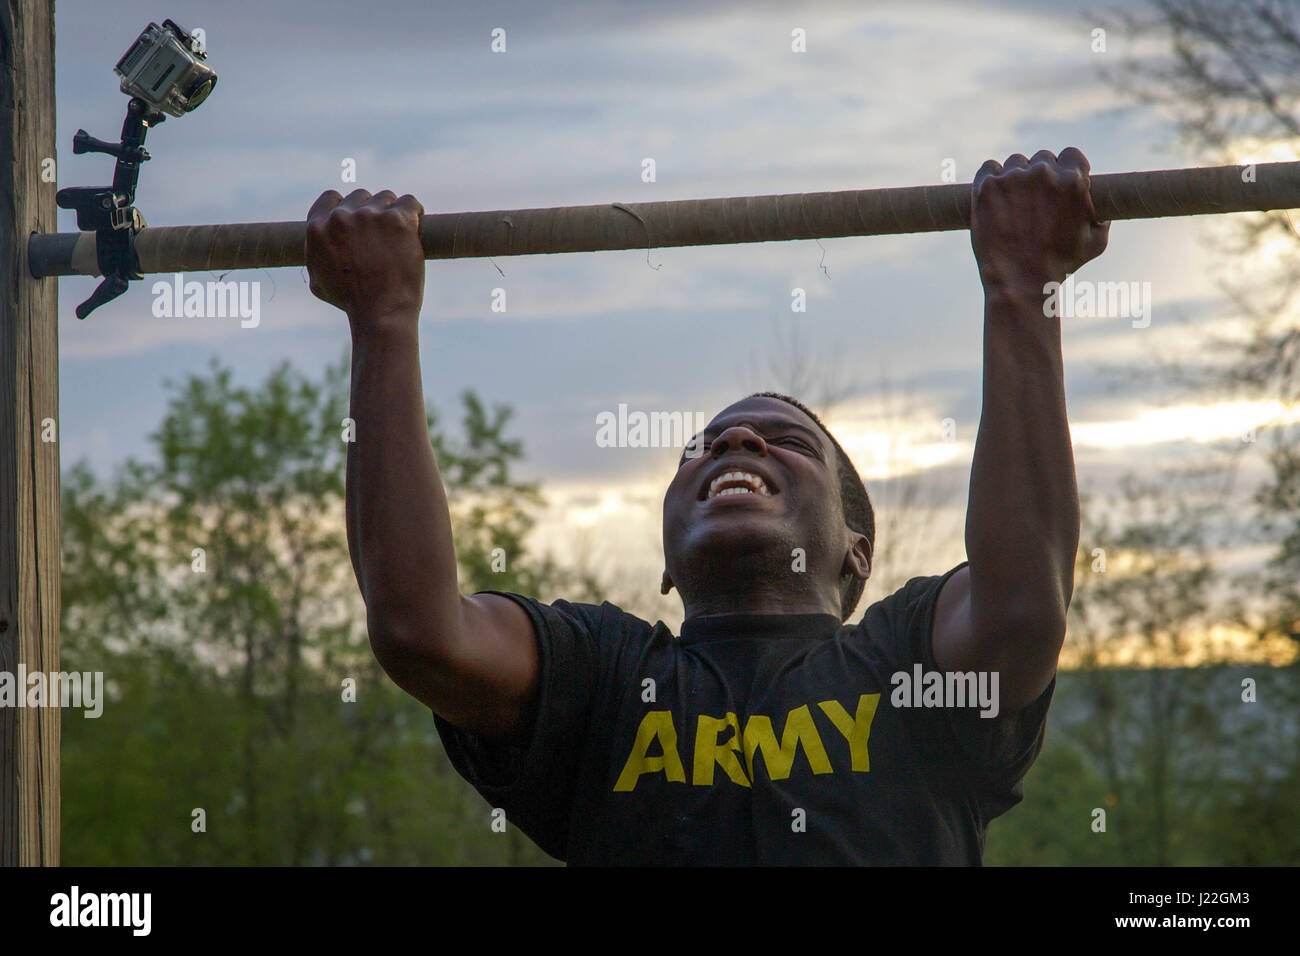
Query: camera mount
55 96 160 318
54 18 215 318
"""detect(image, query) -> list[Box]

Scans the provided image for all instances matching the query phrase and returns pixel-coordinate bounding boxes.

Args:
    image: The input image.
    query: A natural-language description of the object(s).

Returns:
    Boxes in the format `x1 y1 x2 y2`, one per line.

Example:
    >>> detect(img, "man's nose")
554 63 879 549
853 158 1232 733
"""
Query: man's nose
711 425 767 457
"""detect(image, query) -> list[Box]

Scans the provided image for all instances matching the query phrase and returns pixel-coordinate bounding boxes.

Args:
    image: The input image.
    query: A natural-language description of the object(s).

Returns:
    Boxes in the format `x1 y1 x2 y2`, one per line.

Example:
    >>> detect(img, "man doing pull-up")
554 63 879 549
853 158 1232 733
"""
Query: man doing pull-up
304 147 1107 864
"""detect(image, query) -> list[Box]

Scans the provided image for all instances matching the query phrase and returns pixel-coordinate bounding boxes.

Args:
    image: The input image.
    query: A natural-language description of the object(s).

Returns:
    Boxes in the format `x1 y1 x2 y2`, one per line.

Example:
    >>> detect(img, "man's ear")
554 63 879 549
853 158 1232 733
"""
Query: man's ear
841 533 872 582
660 570 675 595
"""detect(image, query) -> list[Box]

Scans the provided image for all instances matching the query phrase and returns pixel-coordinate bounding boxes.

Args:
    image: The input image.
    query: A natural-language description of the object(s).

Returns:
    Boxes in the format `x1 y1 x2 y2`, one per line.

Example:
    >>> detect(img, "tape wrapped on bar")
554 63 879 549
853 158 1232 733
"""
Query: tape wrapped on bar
27 161 1300 278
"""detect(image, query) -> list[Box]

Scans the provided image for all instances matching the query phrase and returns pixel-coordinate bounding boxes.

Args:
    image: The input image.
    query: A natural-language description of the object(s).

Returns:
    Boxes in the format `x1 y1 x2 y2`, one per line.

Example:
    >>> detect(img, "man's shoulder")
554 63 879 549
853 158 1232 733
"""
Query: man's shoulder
854 561 970 630
558 597 658 635
496 592 662 644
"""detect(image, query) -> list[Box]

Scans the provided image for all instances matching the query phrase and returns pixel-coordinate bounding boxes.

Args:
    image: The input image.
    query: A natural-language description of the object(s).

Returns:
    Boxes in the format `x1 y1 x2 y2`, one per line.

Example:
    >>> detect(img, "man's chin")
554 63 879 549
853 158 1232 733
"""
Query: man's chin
674 521 792 562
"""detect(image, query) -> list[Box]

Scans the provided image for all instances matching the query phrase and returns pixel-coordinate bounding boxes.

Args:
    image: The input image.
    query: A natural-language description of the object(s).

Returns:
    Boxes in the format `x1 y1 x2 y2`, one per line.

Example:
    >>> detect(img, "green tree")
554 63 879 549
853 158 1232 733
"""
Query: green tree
62 352 577 864
1089 0 1300 863
1099 0 1300 656
1061 477 1272 864
985 728 1116 866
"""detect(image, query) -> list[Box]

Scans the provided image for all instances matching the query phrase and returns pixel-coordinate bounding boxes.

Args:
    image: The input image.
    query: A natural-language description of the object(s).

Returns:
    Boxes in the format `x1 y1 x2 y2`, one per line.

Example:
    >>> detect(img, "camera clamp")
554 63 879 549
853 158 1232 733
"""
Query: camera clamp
52 18 216 318
54 96 164 319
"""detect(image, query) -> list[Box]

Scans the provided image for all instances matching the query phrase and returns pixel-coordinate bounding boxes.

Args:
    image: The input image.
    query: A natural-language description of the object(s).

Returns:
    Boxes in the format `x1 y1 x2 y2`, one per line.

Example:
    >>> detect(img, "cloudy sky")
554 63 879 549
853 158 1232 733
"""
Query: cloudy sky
49 0 1292 643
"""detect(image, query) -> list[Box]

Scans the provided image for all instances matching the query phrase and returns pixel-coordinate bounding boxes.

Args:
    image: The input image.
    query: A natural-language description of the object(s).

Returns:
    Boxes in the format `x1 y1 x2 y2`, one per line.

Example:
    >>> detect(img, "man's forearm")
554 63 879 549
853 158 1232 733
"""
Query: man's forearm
347 312 463 650
966 282 1080 640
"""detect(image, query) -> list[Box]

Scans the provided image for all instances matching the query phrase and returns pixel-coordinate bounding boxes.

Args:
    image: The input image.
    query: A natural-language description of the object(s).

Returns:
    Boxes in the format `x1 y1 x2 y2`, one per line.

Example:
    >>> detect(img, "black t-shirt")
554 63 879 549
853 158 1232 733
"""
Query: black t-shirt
433 560 1054 865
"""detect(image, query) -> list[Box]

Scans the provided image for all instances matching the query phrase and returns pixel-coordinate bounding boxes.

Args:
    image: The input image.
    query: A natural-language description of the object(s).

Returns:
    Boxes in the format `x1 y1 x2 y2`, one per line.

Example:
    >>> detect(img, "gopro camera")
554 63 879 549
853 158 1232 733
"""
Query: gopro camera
114 19 216 117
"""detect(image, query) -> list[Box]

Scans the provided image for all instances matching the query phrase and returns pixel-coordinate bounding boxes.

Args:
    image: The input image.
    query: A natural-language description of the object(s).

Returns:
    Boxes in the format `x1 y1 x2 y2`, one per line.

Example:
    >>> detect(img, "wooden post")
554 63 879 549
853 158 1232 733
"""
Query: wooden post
0 0 59 866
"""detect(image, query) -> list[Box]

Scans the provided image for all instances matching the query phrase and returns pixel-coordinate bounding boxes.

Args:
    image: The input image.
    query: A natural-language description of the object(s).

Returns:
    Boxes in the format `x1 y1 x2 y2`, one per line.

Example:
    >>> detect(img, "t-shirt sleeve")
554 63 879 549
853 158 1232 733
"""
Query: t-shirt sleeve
431 592 604 861
864 560 1056 822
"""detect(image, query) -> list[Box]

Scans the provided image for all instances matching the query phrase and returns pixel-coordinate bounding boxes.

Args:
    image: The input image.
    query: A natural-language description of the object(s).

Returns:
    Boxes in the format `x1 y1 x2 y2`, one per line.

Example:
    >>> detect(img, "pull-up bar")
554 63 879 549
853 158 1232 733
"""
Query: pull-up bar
27 160 1300 281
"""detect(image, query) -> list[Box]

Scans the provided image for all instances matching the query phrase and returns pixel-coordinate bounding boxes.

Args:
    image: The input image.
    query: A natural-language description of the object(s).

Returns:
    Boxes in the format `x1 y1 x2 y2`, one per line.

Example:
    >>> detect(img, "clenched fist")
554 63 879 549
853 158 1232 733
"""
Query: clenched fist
305 189 426 328
971 147 1109 293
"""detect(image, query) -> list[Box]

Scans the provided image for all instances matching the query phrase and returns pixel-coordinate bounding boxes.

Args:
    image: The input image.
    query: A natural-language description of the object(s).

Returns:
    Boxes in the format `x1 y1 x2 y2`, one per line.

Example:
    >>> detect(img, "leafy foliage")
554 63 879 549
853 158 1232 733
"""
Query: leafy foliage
62 353 564 865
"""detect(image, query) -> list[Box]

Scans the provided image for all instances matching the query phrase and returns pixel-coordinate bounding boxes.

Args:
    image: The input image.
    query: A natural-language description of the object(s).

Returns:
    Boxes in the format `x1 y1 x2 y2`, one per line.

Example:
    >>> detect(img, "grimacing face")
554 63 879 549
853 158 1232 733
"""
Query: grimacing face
660 396 869 617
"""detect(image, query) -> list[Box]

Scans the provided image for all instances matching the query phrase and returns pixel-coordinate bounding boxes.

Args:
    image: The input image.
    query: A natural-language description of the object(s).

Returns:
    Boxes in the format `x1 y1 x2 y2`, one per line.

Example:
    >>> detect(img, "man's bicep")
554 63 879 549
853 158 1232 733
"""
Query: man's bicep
375 592 540 744
931 562 973 671
931 562 1058 714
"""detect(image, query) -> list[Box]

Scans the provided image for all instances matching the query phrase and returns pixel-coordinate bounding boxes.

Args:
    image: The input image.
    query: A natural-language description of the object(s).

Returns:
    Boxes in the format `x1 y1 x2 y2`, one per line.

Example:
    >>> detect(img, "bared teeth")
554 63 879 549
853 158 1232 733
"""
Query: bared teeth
706 471 772 500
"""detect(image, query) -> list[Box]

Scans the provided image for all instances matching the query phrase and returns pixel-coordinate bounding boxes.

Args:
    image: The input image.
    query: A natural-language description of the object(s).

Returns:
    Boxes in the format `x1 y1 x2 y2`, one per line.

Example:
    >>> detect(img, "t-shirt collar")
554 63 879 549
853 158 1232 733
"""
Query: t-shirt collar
679 611 843 643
